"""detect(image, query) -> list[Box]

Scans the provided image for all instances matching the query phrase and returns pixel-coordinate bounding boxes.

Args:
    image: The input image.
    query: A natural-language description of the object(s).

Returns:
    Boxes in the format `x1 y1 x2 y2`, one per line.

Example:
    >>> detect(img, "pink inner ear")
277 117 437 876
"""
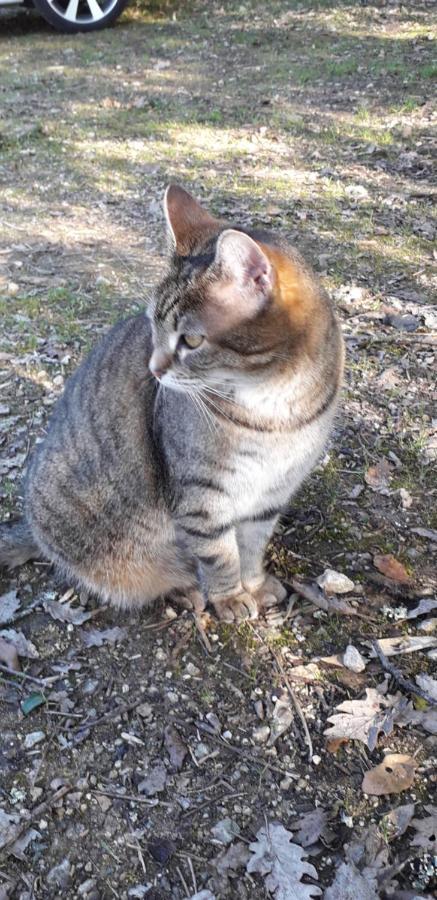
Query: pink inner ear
205 230 274 335
215 229 272 296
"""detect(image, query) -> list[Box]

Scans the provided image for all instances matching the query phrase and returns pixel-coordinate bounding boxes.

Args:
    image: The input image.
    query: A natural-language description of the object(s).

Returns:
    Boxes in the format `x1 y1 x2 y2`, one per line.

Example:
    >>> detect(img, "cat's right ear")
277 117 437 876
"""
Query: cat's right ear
164 185 218 256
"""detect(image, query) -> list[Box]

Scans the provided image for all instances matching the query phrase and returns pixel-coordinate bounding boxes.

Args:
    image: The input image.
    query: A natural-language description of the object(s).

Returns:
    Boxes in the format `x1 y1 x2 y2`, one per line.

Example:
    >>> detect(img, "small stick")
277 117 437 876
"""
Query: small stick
287 578 376 622
70 695 150 733
187 856 197 894
372 641 437 707
192 720 298 780
90 789 171 806
176 866 191 898
0 663 57 687
269 645 314 762
344 332 436 346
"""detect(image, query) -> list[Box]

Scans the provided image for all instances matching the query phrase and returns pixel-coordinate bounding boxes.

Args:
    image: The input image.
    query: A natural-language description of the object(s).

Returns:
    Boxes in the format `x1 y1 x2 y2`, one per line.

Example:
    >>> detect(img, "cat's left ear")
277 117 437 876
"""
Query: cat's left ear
211 230 273 325
164 184 218 255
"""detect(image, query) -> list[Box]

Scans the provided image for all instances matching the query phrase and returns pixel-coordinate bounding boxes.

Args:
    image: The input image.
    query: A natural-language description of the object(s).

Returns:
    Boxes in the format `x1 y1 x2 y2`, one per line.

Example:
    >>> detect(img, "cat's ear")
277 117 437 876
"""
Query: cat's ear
164 184 218 255
215 228 273 302
205 230 273 333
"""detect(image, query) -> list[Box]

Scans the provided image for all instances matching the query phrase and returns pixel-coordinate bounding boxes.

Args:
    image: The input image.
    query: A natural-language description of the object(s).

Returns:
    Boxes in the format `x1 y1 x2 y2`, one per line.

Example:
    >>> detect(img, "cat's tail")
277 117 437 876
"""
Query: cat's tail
0 520 39 569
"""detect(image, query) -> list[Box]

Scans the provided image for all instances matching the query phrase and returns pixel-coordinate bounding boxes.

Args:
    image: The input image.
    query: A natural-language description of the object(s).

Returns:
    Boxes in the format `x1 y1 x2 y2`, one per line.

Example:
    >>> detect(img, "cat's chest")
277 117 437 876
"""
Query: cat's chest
226 415 331 519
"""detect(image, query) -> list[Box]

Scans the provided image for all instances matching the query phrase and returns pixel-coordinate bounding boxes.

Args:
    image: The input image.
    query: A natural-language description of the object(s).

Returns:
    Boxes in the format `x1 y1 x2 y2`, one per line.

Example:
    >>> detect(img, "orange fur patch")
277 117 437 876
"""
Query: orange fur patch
259 243 316 328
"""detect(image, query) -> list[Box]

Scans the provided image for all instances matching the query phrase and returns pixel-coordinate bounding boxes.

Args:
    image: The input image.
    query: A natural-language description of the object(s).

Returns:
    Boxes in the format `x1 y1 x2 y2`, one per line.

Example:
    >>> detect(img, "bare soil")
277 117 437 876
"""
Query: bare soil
0 2 436 898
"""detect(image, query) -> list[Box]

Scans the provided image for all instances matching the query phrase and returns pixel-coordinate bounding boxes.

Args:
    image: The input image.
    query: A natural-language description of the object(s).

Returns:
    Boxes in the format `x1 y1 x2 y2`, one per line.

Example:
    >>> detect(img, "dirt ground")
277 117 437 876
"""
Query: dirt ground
0 1 436 898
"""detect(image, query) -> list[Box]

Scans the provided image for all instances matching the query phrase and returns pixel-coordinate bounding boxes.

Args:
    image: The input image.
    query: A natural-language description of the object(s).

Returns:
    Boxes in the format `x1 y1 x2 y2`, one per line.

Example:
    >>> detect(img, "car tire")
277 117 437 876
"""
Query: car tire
33 0 129 33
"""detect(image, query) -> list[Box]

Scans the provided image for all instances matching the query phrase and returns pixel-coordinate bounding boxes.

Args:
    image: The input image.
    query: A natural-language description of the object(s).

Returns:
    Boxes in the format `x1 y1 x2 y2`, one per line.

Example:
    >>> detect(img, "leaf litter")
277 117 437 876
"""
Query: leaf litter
0 1 436 896
246 823 321 899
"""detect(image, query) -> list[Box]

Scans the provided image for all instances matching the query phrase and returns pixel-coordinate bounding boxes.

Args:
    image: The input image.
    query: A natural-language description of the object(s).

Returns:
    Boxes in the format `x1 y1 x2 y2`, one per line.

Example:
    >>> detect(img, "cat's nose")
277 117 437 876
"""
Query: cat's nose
149 349 171 380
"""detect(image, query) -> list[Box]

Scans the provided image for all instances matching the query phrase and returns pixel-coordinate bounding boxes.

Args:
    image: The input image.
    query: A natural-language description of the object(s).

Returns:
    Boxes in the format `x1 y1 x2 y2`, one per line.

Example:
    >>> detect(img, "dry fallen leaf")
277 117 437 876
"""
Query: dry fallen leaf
324 688 402 749
43 598 94 626
0 590 21 625
291 807 331 848
410 805 437 852
415 673 437 702
164 725 187 771
373 554 410 584
268 692 294 746
326 737 349 754
381 804 415 840
0 629 39 660
247 823 321 899
364 459 392 494
215 841 250 876
82 626 128 647
362 753 416 796
0 809 21 851
324 862 378 900
0 635 20 671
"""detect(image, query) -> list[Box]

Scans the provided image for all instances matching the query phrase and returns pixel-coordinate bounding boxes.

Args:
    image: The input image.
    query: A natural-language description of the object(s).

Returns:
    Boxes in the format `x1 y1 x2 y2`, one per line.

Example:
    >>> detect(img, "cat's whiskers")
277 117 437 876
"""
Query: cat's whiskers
187 387 217 435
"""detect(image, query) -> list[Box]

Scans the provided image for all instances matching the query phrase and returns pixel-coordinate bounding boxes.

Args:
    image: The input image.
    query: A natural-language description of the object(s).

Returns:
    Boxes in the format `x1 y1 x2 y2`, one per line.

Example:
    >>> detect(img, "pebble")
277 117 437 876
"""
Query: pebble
24 731 46 749
254 700 265 720
47 858 71 889
78 879 96 896
164 605 178 620
311 754 322 766
317 568 355 594
136 703 153 718
343 644 367 673
252 725 270 744
206 712 221 732
195 742 210 760
185 662 201 677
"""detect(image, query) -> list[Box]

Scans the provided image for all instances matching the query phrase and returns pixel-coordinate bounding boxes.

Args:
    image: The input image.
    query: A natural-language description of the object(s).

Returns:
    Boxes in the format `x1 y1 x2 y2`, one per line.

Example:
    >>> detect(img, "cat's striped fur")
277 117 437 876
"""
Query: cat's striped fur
0 186 344 622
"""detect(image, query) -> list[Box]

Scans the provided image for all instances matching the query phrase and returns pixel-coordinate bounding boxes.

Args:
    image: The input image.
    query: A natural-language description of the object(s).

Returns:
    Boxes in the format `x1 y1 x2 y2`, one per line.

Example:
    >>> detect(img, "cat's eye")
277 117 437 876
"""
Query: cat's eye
180 334 204 350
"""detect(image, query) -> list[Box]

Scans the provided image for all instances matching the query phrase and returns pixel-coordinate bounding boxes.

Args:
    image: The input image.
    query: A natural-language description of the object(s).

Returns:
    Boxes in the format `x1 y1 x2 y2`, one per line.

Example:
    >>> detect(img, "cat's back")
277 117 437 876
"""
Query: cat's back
26 314 162 563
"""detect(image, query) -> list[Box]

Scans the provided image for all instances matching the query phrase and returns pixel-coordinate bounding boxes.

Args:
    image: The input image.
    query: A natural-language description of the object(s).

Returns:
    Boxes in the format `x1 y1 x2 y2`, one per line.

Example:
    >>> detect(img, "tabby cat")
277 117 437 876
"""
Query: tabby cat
0 186 344 622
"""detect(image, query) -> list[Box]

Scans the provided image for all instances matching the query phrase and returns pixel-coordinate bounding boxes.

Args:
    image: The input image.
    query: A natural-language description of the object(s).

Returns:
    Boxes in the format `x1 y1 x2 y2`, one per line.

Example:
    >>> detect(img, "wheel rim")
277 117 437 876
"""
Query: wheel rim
46 0 119 25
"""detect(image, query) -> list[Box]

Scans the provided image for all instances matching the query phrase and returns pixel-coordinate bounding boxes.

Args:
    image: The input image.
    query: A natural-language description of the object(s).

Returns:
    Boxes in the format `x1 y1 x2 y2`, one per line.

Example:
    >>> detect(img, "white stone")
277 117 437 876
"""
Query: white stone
24 731 46 749
252 725 270 744
343 644 367 673
317 568 355 594
311 754 322 766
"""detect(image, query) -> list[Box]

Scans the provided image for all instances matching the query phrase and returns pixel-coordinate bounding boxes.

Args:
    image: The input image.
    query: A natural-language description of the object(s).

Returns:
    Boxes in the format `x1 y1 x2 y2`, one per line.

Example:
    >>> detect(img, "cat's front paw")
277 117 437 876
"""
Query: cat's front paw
249 574 288 612
168 588 206 613
211 591 259 623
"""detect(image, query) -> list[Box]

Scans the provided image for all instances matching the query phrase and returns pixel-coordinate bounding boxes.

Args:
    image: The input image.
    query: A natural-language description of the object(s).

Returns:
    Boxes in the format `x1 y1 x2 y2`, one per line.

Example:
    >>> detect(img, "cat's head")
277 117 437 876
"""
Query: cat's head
147 185 312 398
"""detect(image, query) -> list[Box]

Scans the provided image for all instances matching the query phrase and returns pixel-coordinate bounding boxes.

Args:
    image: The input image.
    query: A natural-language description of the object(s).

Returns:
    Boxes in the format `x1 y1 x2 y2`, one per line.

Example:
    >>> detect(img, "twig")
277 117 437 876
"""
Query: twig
344 331 436 346
90 789 170 806
70 695 150 733
268 644 314 762
187 856 197 894
2 784 72 852
286 578 376 621
176 866 190 897
372 641 437 707
0 663 57 686
191 720 298 781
